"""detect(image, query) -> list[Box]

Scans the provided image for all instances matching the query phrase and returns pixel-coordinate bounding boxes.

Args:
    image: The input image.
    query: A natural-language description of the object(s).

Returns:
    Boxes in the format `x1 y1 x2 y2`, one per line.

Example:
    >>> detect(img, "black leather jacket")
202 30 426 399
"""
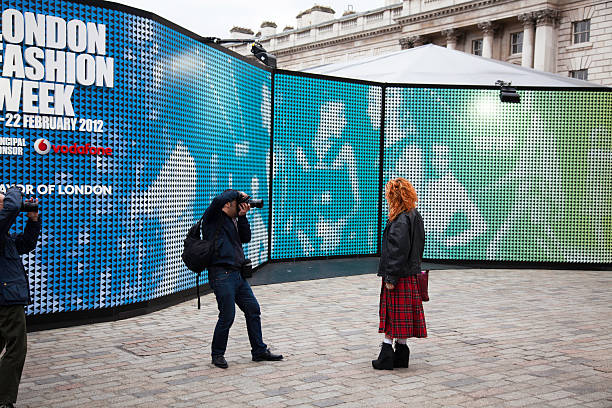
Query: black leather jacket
377 209 425 285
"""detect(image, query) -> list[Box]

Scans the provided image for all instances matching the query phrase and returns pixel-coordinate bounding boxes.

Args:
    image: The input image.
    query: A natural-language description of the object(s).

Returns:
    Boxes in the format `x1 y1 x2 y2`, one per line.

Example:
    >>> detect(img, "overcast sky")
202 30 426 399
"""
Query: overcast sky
115 0 389 38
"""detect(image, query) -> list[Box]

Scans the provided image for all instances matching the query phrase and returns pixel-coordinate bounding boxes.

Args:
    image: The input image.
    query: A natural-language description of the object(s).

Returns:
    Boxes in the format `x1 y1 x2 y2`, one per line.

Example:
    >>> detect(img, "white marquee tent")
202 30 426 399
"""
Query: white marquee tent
303 44 606 88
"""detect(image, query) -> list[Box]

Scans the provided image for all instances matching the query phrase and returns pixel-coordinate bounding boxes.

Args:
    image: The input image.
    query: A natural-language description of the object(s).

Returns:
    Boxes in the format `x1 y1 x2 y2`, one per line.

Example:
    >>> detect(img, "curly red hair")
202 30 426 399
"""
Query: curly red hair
386 178 418 221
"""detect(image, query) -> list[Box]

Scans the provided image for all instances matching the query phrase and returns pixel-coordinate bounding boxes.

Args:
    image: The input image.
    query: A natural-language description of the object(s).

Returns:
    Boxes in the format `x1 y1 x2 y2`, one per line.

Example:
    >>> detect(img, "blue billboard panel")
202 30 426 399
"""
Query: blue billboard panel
272 74 381 259
0 1 271 315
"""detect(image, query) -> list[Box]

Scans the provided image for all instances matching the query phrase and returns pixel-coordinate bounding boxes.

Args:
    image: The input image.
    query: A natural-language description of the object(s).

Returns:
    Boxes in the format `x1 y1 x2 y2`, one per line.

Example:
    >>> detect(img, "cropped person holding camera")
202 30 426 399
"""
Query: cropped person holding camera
0 187 41 408
202 189 282 369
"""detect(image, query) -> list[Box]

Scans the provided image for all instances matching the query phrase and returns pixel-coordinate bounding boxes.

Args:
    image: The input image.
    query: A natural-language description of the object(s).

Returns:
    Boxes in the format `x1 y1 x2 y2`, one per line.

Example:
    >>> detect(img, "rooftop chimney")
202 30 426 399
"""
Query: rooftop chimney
260 21 277 37
297 5 335 27
229 26 254 39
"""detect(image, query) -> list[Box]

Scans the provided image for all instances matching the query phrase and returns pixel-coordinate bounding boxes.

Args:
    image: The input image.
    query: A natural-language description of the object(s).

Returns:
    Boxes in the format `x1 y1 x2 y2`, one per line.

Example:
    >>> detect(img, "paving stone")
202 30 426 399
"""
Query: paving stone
264 387 295 397
312 398 346 407
155 363 198 373
506 397 547 407
546 398 589 407
441 377 483 388
249 395 287 407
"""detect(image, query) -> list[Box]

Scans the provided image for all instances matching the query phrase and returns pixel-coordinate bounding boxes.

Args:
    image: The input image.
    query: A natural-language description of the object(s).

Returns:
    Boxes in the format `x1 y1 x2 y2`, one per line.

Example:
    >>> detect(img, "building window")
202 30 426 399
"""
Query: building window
510 32 523 54
297 30 310 39
366 12 384 22
341 19 357 29
318 24 333 33
276 35 289 43
472 39 483 56
570 69 588 81
573 19 590 44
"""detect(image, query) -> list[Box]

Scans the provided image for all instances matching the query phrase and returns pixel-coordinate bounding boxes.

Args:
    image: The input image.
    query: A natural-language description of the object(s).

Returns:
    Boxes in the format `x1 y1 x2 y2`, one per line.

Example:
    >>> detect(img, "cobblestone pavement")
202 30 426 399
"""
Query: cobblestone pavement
17 269 612 407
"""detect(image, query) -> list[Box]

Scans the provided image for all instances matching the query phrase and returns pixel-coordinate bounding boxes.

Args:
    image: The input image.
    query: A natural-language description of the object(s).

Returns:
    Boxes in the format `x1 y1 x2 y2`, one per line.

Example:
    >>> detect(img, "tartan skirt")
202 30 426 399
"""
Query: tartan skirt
379 275 427 338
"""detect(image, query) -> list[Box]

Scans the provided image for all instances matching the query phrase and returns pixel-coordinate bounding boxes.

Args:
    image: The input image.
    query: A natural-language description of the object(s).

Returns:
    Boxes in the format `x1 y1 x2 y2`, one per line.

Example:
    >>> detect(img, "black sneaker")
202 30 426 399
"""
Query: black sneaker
252 348 283 362
212 355 228 369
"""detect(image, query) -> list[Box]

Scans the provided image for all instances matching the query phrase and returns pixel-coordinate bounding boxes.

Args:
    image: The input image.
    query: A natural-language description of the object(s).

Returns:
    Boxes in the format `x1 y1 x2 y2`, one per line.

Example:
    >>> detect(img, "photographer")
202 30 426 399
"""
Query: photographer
0 187 41 408
202 189 282 369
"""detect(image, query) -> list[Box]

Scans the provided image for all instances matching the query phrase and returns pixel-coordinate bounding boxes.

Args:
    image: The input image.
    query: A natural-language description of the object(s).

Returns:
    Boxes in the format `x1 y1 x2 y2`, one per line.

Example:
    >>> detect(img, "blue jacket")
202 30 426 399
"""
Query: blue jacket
0 187 41 306
202 190 251 277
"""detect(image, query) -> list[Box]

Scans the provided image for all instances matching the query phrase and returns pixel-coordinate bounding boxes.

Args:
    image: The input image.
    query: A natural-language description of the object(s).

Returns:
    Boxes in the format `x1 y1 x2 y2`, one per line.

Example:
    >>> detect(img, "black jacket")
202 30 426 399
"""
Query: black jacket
0 187 42 306
202 190 251 277
377 209 425 286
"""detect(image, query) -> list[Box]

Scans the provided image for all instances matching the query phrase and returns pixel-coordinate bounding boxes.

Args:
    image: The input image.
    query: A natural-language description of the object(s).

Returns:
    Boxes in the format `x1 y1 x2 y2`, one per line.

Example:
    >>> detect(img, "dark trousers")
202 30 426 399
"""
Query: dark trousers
210 271 267 357
0 305 27 404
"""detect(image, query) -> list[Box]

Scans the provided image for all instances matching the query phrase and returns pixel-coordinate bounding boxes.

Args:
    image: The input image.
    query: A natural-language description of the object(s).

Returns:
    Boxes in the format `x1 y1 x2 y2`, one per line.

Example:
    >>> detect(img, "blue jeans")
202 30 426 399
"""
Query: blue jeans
210 270 267 357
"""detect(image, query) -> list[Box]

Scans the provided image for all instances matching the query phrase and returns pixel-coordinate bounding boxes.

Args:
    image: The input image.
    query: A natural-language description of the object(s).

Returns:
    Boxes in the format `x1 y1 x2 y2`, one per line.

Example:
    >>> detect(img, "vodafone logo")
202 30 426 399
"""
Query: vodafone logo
34 139 52 155
33 139 112 156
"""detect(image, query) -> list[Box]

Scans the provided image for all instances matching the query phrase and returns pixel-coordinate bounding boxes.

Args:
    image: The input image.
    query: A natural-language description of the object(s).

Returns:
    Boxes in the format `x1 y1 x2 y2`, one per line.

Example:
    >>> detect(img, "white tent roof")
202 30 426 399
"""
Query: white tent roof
303 44 606 88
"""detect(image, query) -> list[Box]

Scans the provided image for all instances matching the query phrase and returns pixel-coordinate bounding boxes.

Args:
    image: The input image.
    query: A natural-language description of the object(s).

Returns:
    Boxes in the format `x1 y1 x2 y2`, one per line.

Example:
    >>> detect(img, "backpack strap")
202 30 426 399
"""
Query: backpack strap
197 215 205 239
195 217 223 310
196 274 200 309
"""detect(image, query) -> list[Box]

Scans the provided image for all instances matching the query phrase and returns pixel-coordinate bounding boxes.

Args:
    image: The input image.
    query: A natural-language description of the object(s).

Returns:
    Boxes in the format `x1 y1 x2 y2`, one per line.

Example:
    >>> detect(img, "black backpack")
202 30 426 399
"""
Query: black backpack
182 216 220 309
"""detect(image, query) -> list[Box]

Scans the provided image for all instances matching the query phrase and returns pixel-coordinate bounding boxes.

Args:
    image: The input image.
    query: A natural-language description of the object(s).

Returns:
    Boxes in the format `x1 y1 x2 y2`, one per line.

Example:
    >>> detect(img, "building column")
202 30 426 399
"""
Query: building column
534 9 560 72
441 28 459 50
518 13 536 68
399 35 426 50
477 21 495 58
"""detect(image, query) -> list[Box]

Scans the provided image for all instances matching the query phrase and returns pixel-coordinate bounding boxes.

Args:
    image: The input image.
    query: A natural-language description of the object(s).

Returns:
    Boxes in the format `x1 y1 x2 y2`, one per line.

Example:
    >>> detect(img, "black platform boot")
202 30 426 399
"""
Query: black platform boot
372 343 394 370
393 343 410 368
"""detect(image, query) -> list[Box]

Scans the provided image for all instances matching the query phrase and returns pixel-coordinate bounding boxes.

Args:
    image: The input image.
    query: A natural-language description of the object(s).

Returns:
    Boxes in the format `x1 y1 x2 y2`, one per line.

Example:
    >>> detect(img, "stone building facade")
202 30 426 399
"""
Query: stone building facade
228 0 612 86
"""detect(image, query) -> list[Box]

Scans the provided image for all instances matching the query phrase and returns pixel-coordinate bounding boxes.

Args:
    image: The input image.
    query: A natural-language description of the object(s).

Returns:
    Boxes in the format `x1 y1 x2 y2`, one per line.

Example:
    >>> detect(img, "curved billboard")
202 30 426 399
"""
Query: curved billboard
1 1 609 319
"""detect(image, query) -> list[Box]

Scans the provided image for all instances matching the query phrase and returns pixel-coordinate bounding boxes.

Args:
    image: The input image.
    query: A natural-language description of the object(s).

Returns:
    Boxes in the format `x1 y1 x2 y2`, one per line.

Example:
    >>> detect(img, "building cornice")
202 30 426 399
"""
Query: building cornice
262 3 402 40
394 0 531 25
273 25 402 56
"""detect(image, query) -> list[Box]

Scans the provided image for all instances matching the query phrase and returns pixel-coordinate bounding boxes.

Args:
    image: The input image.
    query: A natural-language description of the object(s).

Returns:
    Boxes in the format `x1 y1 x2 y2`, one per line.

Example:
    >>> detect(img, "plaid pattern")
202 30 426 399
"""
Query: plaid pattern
379 276 427 338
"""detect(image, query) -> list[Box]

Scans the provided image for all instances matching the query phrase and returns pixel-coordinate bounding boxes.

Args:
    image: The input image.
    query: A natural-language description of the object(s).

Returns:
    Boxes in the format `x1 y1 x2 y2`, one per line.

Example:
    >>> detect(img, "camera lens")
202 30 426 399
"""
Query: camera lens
248 199 264 208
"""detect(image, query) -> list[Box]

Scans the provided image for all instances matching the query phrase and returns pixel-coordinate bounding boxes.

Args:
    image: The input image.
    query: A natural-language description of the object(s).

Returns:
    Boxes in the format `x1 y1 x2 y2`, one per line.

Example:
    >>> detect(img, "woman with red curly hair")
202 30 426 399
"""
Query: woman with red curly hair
372 178 427 370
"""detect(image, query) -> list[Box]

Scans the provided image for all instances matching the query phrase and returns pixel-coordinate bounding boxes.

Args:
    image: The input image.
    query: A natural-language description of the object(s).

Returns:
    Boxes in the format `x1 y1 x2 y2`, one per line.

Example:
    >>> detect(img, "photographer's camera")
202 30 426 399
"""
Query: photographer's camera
238 195 264 209
21 201 39 212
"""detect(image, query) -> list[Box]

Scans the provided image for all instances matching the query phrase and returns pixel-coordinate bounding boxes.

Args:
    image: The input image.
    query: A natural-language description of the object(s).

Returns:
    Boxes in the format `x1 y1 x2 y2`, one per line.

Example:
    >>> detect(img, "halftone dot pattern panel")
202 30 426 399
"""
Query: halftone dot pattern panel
1 1 270 315
272 74 381 259
384 87 612 262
